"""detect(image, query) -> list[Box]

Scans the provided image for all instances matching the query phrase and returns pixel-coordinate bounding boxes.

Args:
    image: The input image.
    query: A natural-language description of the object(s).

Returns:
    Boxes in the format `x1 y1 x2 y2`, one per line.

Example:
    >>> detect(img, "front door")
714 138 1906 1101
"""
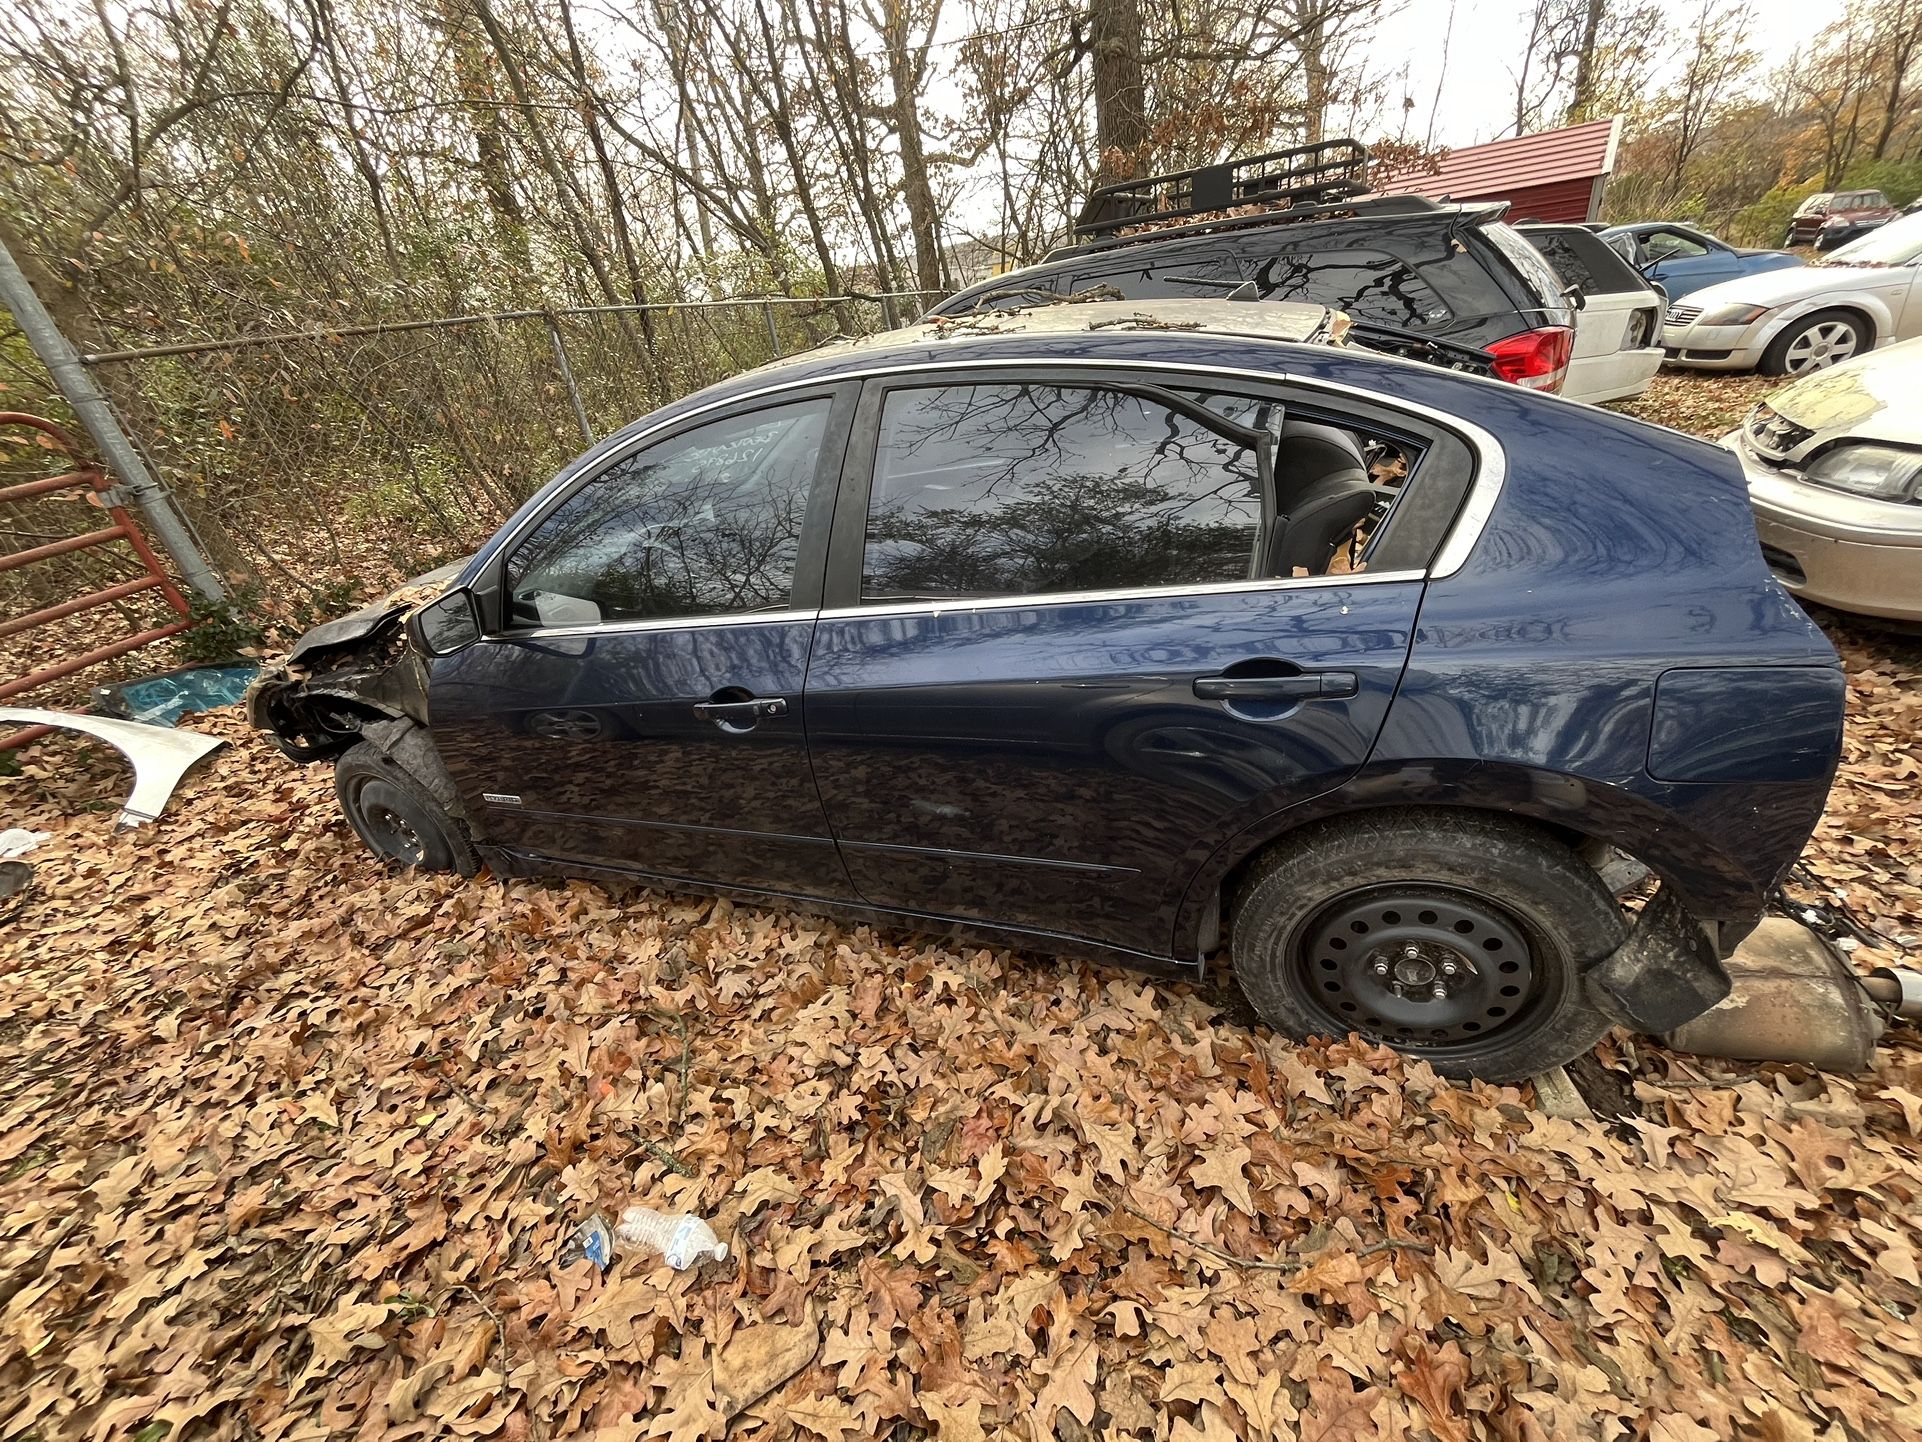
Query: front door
804 374 1424 958
428 390 856 899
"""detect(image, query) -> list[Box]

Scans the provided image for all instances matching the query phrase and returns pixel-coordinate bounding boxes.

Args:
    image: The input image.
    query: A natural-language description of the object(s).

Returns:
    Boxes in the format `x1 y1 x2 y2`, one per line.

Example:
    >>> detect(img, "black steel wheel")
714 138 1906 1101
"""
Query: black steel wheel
359 782 430 864
334 741 475 873
1292 883 1555 1060
1231 810 1625 1082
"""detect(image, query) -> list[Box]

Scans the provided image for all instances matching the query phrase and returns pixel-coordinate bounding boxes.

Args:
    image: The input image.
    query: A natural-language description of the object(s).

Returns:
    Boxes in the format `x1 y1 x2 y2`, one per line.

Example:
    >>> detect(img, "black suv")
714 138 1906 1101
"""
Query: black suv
931 141 1578 391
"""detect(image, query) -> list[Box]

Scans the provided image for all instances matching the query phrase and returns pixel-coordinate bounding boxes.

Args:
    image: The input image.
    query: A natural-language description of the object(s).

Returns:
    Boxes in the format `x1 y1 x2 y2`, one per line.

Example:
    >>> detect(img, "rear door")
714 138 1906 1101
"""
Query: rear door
802 367 1434 959
1521 225 1664 404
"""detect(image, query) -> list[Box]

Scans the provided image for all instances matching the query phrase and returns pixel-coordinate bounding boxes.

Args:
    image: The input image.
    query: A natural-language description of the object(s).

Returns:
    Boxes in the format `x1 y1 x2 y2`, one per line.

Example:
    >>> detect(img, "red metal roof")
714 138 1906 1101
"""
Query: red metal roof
1373 117 1622 202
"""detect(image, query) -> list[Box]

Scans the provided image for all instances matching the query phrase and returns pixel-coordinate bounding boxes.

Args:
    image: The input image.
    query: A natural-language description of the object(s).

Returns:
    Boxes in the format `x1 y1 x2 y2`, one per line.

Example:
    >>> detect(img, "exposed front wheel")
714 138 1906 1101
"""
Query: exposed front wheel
334 742 475 872
1761 310 1868 375
1230 810 1626 1082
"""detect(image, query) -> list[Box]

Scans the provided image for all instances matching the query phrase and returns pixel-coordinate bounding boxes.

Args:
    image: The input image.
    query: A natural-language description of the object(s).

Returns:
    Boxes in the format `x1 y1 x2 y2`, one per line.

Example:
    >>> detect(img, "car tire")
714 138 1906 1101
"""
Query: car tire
1760 309 1869 376
334 742 475 872
1229 809 1625 1083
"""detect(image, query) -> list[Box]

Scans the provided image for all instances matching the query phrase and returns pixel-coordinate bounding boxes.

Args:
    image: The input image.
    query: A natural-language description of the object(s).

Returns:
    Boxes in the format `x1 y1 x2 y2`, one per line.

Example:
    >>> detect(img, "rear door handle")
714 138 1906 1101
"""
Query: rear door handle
1193 672 1358 701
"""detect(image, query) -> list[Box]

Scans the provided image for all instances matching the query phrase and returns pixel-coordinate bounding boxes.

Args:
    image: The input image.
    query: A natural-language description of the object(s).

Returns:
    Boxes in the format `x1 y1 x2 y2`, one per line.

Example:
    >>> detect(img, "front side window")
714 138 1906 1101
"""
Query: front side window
1644 229 1709 261
860 383 1407 601
506 399 829 627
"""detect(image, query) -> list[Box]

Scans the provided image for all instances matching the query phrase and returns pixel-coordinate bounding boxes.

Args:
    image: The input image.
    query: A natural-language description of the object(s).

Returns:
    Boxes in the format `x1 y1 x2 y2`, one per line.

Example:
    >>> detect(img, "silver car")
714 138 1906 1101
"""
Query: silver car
1665 212 1922 375
1723 336 1922 622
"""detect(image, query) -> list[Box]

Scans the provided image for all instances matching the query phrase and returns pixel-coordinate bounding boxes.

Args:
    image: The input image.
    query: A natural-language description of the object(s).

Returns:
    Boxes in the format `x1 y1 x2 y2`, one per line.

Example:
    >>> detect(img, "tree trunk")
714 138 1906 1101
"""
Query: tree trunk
879 0 946 294
1567 0 1607 121
1297 4 1332 143
1870 0 1922 159
1089 0 1147 180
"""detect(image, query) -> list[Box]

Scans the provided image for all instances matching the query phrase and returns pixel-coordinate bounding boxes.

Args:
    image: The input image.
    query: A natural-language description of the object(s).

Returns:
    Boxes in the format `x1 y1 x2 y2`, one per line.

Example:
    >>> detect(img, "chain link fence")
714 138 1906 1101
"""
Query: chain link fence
70 290 940 615
0 287 938 707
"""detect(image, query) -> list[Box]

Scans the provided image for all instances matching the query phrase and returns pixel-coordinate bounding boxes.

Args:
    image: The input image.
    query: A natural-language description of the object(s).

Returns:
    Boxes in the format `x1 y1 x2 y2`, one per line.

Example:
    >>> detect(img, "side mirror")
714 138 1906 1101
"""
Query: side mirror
1561 282 1586 312
413 587 483 656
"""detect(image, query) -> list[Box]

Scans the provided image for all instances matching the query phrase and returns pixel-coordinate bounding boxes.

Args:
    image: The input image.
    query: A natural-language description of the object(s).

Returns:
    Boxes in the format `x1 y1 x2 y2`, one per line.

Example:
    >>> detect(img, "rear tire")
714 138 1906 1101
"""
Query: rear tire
1760 310 1868 375
334 742 474 872
1230 810 1625 1083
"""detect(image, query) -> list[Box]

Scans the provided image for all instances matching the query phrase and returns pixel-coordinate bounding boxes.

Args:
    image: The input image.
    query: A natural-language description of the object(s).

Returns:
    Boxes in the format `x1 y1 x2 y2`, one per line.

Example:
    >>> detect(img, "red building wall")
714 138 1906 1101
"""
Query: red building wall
1471 177 1602 225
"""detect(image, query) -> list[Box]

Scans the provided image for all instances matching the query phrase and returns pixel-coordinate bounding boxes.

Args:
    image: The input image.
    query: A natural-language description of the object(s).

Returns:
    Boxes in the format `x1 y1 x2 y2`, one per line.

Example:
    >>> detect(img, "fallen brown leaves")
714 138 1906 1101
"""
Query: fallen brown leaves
3 693 1920 1440
0 371 1917 1439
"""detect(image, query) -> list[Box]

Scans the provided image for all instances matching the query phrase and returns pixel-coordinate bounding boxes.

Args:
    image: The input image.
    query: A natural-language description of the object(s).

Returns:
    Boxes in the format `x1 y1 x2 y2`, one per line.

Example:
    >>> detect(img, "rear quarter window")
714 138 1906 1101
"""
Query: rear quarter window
1070 248 1244 299
1244 245 1453 330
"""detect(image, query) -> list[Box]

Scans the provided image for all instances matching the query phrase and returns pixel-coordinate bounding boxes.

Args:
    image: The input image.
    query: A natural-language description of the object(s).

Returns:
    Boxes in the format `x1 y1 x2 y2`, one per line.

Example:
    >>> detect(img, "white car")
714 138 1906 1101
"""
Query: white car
1721 337 1922 622
1517 222 1665 403
1662 211 1922 375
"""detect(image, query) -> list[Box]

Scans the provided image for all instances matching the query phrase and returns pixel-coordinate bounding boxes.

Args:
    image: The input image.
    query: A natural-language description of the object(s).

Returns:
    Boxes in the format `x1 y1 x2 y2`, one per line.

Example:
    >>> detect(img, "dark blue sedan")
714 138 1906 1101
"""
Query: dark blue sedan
1599 222 1803 302
250 300 1846 1081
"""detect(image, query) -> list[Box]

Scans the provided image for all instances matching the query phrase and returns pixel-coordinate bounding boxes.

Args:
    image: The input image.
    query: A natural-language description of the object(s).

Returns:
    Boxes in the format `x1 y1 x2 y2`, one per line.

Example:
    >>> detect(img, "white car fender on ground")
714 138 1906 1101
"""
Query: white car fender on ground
0 708 226 827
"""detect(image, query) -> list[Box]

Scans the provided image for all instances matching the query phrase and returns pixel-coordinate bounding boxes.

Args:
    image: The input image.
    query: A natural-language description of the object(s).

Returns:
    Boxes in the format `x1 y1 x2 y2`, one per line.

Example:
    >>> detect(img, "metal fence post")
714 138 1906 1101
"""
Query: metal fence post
542 312 595 445
0 231 225 600
761 299 781 357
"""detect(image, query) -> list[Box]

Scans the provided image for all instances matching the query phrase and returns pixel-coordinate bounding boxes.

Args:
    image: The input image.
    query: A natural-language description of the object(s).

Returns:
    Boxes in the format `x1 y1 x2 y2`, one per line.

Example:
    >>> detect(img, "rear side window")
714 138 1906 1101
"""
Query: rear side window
1069 250 1244 299
859 382 1410 600
863 384 1261 599
1245 246 1451 329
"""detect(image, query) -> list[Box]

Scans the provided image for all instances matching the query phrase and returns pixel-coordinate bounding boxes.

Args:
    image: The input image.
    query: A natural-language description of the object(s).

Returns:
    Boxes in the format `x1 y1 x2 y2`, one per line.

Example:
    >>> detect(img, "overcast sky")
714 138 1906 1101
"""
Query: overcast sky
1387 0 1826 148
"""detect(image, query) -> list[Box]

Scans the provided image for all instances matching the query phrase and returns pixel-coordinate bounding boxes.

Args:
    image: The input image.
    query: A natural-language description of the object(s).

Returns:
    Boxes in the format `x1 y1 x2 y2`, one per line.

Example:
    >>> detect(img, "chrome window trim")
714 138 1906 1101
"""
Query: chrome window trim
817 569 1425 622
505 607 821 642
487 351 1505 640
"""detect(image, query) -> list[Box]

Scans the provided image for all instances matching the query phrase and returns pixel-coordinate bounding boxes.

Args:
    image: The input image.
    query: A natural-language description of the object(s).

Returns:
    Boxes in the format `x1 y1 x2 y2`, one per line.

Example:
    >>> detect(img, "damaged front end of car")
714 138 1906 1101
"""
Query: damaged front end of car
245 560 467 761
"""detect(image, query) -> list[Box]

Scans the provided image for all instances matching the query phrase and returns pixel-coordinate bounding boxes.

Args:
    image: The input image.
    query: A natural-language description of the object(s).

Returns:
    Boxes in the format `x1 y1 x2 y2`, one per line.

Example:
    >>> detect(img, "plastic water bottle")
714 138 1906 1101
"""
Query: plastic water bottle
615 1206 729 1269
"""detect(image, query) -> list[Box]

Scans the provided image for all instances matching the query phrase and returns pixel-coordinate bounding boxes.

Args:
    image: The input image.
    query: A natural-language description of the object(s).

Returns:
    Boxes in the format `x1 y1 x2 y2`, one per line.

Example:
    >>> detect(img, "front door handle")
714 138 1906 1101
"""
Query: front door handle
693 695 788 725
1193 672 1358 702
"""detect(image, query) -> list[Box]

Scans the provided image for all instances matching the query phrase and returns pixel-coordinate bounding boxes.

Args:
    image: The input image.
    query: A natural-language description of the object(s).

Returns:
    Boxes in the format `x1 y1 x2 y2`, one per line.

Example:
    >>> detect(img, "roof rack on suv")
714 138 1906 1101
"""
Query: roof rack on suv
1073 139 1371 241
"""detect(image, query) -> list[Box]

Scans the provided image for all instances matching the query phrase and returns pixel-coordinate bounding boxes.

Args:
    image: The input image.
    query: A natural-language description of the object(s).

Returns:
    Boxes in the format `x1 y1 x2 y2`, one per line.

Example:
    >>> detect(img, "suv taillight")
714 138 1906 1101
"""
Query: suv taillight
1486 326 1573 392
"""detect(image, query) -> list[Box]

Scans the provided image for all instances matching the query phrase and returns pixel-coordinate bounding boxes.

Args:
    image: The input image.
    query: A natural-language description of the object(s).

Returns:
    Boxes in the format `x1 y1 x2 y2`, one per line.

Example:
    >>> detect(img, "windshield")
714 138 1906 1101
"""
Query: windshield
1821 213 1922 265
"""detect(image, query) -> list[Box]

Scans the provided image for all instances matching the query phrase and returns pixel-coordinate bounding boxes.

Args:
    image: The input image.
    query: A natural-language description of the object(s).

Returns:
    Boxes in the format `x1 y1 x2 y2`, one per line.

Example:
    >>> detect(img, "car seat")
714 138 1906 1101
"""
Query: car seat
1266 421 1383 576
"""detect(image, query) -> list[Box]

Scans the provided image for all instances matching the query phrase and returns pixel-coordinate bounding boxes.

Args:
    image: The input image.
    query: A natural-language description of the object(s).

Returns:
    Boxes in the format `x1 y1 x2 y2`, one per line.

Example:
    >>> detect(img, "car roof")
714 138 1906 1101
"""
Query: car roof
585 300 1350 449
829 298 1343 351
